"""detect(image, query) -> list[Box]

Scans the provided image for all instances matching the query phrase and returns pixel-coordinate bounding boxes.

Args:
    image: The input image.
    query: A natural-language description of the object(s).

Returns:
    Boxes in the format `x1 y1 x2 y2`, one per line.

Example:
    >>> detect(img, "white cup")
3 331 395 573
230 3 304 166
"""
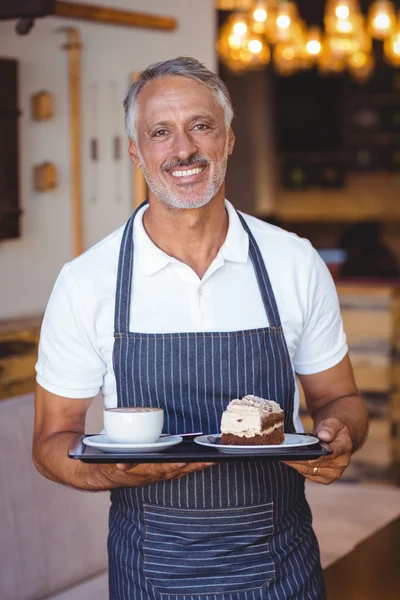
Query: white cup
103 407 164 444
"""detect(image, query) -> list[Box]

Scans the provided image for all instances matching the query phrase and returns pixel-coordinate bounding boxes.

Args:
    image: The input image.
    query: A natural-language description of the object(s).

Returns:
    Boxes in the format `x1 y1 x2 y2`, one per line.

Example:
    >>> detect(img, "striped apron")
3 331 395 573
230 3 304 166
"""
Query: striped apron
109 202 326 599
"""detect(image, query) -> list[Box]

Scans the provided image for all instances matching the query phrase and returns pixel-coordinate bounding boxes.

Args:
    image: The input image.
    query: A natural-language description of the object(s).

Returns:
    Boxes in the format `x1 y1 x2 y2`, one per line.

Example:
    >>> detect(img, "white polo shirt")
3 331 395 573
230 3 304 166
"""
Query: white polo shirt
36 200 348 432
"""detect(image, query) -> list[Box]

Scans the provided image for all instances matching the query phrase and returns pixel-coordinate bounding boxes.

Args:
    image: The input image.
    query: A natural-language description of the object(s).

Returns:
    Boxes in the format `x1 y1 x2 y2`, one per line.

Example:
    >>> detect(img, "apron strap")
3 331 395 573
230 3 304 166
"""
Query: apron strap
236 211 282 328
114 201 282 332
114 200 148 333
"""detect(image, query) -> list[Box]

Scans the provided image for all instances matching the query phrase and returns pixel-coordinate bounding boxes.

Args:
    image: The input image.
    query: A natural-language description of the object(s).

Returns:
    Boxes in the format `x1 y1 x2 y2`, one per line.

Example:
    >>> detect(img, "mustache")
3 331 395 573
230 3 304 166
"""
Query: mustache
162 154 209 171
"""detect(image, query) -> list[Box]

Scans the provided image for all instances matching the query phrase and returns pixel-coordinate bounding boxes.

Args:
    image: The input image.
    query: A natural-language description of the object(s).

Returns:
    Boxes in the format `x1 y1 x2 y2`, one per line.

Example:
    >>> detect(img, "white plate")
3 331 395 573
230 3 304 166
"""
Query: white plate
194 433 320 454
83 434 183 454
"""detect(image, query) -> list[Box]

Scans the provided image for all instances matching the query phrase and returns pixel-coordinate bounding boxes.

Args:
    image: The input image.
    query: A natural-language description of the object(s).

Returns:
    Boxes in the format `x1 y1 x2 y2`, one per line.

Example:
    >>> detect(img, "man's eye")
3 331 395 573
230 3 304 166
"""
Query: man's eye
154 130 168 137
193 124 208 131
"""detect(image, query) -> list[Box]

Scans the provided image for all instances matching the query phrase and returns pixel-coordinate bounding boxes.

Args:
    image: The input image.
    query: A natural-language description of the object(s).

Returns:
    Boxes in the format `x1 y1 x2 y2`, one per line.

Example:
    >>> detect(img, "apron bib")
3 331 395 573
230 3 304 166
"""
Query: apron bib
108 202 326 599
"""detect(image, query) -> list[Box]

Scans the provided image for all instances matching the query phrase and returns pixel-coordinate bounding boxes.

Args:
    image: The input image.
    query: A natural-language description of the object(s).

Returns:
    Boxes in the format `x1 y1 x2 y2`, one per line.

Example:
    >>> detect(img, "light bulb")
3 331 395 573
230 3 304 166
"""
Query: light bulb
248 39 263 53
273 43 299 75
336 19 353 33
384 19 400 66
328 33 360 58
368 0 396 40
282 46 296 60
326 0 361 16
307 40 322 55
275 1 299 30
305 27 323 57
233 21 247 36
228 34 242 49
218 7 272 73
277 15 291 29
336 5 350 19
374 13 390 30
348 52 375 82
349 51 367 67
253 8 267 23
325 0 364 37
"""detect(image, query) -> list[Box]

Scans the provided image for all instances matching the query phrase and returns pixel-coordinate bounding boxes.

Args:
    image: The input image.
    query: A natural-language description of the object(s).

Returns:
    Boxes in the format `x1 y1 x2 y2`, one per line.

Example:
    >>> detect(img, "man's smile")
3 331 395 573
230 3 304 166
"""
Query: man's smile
170 166 204 178
165 164 208 184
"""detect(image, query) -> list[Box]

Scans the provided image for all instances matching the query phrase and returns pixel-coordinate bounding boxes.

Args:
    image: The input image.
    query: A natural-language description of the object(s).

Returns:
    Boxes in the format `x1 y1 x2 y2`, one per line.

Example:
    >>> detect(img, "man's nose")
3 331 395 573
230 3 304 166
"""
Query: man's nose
173 130 198 160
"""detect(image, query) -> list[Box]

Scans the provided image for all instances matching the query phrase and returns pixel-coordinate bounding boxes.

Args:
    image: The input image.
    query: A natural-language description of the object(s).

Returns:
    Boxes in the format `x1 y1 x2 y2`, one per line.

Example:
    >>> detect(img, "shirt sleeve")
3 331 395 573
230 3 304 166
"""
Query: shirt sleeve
35 264 106 398
293 250 348 375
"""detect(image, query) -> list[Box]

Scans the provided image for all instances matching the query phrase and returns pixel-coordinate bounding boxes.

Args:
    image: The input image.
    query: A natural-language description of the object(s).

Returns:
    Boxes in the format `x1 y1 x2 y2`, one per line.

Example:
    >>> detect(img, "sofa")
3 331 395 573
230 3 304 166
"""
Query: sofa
0 393 109 600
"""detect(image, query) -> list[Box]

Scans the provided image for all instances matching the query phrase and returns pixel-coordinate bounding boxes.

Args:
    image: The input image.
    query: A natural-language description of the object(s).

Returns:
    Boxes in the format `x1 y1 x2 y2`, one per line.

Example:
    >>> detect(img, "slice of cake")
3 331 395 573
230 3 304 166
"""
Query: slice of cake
220 395 284 445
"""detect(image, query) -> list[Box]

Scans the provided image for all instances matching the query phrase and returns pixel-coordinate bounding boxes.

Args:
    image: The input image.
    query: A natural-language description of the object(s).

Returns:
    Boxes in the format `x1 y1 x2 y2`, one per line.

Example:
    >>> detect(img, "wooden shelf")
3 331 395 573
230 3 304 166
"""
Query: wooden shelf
0 316 42 401
300 282 400 482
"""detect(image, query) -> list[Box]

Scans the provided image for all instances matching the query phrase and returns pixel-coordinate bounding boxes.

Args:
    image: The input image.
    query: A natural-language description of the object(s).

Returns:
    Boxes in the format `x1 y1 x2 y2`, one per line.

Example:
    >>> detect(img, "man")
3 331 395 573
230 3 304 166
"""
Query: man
33 57 368 599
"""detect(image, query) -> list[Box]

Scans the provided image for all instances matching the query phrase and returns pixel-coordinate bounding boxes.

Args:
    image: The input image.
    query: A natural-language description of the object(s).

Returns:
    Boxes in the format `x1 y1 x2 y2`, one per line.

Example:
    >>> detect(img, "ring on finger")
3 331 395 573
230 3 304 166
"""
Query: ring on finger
312 466 320 476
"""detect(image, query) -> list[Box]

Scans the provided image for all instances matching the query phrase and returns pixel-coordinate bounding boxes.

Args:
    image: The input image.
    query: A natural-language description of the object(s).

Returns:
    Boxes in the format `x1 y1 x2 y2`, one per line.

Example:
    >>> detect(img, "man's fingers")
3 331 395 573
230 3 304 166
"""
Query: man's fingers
116 463 139 471
314 417 344 443
285 449 350 471
284 456 349 484
284 460 342 475
115 461 215 479
284 460 326 476
284 419 353 485
317 429 334 443
115 461 186 474
174 462 216 475
327 428 353 459
284 461 332 484
171 462 216 479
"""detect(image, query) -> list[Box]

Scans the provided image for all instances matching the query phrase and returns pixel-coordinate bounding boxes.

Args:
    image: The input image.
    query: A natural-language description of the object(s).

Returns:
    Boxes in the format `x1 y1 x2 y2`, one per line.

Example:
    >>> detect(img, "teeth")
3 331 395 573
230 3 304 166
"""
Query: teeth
171 167 203 178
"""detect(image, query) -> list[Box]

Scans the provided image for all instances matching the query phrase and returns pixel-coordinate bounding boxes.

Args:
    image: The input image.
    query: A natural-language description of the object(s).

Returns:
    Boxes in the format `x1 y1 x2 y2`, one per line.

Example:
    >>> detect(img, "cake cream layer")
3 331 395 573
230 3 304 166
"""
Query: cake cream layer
221 414 283 437
221 395 284 437
226 395 283 415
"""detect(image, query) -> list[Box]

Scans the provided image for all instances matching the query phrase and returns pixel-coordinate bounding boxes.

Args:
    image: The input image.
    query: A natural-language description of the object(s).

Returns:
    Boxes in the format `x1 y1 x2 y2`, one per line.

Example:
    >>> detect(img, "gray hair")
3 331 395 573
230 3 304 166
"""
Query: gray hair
123 56 234 142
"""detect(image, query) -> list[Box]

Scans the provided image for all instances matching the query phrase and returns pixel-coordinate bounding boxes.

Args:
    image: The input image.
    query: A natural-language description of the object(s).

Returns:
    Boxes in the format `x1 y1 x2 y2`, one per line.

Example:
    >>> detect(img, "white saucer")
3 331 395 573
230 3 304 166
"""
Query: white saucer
194 433 320 454
83 434 183 454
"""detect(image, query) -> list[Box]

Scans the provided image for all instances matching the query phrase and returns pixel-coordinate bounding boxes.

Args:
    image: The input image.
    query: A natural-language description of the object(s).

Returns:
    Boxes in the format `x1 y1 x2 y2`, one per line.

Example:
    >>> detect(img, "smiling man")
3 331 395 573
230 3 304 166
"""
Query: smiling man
129 75 233 212
33 57 368 600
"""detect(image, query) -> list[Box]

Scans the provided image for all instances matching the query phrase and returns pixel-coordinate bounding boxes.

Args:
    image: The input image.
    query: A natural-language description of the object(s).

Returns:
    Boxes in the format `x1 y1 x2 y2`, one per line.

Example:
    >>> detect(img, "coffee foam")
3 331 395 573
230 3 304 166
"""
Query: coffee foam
105 407 162 413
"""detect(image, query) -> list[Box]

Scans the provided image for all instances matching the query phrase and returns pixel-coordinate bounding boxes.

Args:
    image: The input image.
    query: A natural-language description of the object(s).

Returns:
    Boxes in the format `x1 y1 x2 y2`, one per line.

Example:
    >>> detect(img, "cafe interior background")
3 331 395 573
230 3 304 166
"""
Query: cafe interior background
0 1 400 598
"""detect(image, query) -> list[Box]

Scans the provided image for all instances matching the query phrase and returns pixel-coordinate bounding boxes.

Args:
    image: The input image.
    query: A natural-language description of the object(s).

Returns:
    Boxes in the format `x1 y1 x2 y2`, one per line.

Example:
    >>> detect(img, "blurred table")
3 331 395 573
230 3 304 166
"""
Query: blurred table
324 516 400 599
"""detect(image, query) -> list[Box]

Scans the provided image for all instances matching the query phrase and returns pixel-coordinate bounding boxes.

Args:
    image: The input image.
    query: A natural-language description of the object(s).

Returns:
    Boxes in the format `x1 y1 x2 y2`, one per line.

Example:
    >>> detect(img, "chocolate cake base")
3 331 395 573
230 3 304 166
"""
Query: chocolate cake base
220 428 284 446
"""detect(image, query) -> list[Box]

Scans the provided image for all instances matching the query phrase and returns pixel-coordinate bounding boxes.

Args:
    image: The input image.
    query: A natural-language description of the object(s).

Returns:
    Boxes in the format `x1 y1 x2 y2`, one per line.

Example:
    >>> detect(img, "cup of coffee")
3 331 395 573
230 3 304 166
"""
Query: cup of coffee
103 407 164 444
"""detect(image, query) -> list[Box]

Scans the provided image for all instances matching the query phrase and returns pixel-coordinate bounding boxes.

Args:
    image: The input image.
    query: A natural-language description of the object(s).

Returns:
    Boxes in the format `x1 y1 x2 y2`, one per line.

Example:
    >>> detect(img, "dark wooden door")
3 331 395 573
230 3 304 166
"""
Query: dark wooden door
0 58 20 240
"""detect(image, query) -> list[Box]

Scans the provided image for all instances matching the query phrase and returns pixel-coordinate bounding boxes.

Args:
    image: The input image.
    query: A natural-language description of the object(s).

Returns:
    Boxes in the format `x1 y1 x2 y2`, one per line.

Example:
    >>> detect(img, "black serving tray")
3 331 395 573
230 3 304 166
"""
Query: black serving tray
69 434 333 464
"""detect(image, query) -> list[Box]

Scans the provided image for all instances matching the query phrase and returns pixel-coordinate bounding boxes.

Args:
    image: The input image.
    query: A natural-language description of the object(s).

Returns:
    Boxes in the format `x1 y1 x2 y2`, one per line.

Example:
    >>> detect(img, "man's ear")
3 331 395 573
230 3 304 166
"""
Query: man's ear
128 140 141 168
227 128 235 155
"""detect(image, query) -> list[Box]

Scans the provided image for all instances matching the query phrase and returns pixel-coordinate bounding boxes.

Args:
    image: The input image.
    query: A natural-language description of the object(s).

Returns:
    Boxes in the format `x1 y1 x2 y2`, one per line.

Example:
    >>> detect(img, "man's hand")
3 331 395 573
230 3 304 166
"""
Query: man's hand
283 418 353 485
33 384 216 491
116 461 215 485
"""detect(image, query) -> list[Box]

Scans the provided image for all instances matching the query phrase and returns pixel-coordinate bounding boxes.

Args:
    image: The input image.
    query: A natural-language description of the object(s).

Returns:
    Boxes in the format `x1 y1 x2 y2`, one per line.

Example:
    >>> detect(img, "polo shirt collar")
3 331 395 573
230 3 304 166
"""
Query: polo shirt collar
221 200 249 264
134 200 249 277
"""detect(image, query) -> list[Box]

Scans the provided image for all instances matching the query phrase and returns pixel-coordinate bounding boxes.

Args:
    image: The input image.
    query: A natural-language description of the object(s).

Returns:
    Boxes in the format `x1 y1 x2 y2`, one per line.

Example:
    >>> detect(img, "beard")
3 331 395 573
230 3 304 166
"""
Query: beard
137 143 229 210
